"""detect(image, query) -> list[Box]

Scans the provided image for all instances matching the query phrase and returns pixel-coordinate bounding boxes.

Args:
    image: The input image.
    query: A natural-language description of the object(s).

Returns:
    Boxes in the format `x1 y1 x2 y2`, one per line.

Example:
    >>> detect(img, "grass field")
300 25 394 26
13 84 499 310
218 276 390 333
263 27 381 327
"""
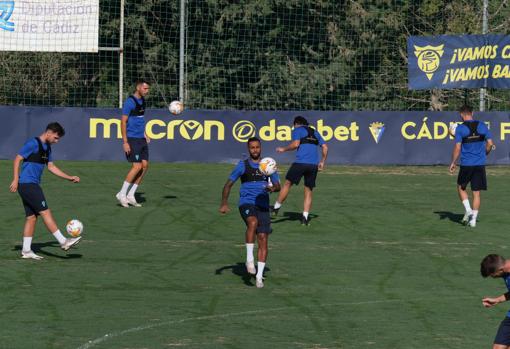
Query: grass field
1 161 510 349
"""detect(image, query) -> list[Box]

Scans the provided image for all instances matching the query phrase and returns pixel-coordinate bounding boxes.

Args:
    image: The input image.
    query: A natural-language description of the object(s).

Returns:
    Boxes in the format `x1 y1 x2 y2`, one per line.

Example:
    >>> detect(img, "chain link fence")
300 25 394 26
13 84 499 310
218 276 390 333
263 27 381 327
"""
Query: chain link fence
1 1 509 111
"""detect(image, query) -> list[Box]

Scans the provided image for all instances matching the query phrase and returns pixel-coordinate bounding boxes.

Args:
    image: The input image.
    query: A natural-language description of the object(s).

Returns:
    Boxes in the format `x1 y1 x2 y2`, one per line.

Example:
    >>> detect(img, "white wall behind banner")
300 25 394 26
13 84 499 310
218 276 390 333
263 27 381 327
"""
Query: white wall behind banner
0 0 99 52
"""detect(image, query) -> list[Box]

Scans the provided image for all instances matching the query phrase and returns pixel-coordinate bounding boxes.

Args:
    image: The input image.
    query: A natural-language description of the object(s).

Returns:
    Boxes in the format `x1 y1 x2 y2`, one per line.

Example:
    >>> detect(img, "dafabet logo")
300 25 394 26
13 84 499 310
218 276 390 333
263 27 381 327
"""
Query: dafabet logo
232 120 256 142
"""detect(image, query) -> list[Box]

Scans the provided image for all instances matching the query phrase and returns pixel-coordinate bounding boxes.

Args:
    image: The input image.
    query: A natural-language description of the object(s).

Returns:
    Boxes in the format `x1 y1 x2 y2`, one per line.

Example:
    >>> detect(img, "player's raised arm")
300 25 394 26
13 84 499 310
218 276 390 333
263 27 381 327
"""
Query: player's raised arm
276 140 300 153
220 179 234 214
482 293 509 308
47 162 80 183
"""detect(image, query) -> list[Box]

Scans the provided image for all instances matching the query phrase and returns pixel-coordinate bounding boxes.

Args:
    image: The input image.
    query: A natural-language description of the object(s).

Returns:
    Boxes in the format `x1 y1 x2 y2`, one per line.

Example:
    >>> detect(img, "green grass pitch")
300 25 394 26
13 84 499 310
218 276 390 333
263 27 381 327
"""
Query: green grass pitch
1 161 510 348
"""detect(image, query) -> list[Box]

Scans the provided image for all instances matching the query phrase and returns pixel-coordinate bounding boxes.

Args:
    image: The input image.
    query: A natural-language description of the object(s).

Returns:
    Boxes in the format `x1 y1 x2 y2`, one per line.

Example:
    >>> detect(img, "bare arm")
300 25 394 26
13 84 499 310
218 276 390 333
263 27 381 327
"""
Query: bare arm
121 115 130 154
47 162 80 183
9 155 23 192
276 140 300 153
267 181 281 193
219 179 234 214
486 138 495 155
449 143 461 174
319 144 328 171
483 292 510 308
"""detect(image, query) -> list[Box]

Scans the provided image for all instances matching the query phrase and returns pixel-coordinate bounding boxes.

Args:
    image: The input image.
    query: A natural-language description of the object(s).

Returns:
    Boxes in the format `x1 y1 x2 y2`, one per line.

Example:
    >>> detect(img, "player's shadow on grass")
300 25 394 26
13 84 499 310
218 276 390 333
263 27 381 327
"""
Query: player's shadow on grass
162 195 177 199
433 211 465 225
135 192 147 203
215 262 270 287
271 211 318 224
13 242 82 259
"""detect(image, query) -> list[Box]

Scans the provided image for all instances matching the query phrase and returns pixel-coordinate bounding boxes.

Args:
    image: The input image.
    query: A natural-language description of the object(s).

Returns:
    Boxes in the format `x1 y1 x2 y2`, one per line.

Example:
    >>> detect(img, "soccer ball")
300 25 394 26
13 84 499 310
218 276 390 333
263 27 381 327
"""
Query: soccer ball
169 100 184 115
66 219 83 237
259 157 277 176
449 122 458 136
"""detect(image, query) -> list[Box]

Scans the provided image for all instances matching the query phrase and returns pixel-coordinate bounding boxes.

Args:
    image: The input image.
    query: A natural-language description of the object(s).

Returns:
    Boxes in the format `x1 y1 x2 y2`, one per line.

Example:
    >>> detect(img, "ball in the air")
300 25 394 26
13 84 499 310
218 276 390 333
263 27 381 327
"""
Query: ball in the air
449 123 458 136
169 100 184 115
66 219 83 237
259 157 277 176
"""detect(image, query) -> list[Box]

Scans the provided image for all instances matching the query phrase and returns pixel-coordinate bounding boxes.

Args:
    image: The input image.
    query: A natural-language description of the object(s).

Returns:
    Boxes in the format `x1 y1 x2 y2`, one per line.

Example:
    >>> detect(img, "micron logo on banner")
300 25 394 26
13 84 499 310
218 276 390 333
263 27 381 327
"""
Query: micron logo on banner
89 118 225 141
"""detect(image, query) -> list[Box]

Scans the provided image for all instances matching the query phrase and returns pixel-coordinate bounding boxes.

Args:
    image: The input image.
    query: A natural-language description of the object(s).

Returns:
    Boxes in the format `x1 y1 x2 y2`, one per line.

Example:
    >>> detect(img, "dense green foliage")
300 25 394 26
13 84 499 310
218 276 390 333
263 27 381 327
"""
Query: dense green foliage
0 1 509 110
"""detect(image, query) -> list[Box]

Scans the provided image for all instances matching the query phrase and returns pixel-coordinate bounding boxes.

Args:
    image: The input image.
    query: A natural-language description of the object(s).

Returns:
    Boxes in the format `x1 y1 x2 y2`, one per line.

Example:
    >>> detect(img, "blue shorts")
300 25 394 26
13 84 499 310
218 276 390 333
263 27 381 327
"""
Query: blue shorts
495 317 510 345
126 137 149 163
458 165 487 191
286 162 318 189
18 183 49 217
239 204 272 234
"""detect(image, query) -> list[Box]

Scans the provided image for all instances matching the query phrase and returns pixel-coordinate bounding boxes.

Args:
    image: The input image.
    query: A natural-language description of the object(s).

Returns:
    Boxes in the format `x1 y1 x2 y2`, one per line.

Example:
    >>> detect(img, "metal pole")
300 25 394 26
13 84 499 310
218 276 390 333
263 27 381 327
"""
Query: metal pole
119 0 125 108
480 0 488 111
179 0 185 102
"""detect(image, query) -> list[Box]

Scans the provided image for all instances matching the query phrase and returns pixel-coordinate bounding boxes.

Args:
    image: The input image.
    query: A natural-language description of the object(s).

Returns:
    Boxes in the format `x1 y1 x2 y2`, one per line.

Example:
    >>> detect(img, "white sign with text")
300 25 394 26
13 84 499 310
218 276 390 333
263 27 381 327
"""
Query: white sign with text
0 0 98 52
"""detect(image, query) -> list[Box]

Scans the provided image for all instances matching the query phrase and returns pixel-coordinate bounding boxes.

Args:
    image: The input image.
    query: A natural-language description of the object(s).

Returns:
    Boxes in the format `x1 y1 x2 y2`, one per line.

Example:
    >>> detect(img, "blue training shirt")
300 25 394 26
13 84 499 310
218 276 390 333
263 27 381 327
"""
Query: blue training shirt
454 120 492 166
18 138 52 184
122 96 145 138
292 126 326 165
504 274 510 318
229 160 280 208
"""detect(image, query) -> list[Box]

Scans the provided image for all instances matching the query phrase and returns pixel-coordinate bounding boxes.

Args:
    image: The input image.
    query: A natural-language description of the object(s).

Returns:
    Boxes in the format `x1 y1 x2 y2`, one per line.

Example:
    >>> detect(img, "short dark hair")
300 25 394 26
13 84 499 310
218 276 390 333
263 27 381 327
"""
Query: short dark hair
247 137 261 146
459 105 473 115
293 116 309 126
481 254 505 278
134 79 150 89
46 122 65 137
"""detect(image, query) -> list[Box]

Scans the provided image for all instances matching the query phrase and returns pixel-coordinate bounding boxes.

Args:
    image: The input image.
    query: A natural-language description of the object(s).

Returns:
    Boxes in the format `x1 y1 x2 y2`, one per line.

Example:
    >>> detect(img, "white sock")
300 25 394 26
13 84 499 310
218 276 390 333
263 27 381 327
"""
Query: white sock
246 243 254 263
127 183 138 198
22 237 32 252
462 199 472 213
53 230 67 245
120 181 131 196
472 210 479 221
256 262 265 279
303 211 309 219
273 201 282 209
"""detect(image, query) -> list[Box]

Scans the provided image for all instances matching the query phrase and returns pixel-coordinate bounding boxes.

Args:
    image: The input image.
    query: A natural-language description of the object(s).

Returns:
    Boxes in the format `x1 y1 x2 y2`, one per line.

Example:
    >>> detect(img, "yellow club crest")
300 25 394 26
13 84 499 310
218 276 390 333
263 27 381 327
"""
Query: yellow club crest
369 122 385 144
414 44 444 80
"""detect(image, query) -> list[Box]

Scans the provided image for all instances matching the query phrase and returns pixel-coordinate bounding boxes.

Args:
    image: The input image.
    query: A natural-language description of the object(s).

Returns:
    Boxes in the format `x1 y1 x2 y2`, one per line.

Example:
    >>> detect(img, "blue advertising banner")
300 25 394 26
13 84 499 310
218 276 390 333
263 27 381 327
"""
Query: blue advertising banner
408 34 510 89
1 106 510 165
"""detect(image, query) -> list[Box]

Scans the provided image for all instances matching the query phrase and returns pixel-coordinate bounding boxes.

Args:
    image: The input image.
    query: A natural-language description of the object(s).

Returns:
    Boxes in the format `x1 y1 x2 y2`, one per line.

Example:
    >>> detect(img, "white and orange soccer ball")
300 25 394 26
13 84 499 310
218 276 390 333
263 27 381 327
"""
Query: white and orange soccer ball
449 122 458 137
169 100 184 115
66 219 83 237
259 157 277 176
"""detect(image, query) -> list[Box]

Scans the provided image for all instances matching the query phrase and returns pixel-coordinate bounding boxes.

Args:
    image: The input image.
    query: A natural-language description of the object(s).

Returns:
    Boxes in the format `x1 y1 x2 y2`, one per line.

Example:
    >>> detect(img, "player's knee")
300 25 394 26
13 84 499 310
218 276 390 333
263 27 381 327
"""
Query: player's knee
142 162 149 171
257 233 268 243
39 209 51 217
132 163 143 171
26 215 37 222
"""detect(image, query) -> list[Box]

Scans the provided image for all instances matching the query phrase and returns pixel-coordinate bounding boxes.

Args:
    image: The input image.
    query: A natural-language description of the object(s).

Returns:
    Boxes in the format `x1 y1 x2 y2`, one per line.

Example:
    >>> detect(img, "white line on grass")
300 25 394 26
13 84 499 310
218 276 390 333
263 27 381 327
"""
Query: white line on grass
76 296 475 349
